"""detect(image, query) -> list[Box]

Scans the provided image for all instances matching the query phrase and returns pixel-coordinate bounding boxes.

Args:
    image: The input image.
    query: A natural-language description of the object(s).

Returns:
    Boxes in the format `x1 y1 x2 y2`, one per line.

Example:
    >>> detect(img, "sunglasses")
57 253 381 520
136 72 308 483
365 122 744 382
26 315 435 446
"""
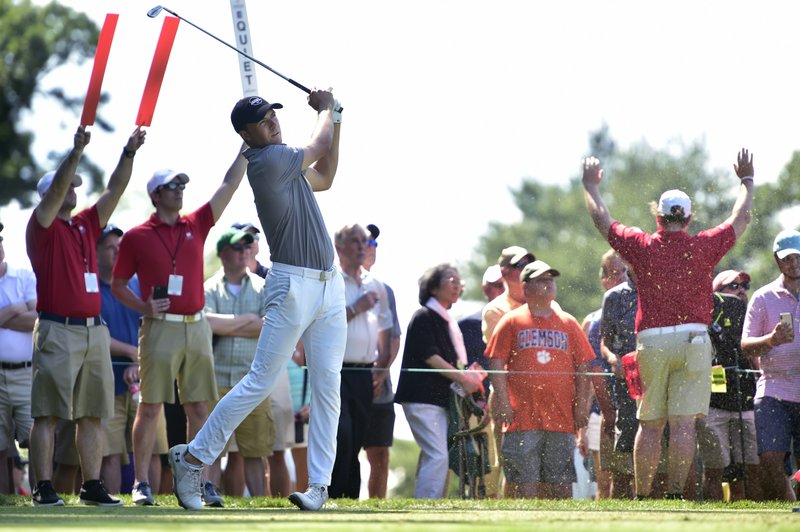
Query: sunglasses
157 182 186 192
512 260 531 270
724 281 750 290
367 239 378 248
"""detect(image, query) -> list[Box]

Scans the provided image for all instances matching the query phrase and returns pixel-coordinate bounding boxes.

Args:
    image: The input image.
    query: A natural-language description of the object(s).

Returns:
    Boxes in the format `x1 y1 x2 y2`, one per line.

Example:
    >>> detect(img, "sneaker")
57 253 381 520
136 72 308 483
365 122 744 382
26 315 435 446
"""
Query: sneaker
31 480 64 506
168 444 203 510
202 481 224 508
79 480 123 507
132 481 156 506
288 484 328 511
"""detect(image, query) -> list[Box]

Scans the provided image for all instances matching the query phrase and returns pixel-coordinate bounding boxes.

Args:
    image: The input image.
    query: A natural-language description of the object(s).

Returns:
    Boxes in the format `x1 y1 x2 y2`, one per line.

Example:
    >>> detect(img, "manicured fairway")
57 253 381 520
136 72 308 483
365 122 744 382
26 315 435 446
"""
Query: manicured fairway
0 496 797 531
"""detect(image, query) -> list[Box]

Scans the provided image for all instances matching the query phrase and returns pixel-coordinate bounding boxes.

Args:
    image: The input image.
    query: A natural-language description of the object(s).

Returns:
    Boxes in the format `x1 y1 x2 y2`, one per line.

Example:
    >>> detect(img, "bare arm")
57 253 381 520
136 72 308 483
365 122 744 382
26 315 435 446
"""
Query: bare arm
34 126 90 228
0 300 37 331
205 312 262 338
742 319 792 358
300 89 339 191
109 337 138 362
372 328 393 396
488 358 513 423
582 156 615 239
426 354 483 394
573 362 593 430
209 146 248 222
725 148 755 238
96 127 147 226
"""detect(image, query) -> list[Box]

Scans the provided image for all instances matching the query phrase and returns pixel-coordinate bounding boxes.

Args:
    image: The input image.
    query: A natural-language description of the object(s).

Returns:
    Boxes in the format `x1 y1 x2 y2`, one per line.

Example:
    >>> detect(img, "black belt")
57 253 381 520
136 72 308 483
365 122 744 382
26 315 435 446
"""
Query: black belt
39 312 103 327
0 361 32 370
342 362 373 368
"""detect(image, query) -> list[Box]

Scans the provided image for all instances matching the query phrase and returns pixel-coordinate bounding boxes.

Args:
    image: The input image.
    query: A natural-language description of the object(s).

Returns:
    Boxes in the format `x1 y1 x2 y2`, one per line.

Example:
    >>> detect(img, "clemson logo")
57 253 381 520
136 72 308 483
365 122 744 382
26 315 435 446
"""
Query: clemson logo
536 350 551 364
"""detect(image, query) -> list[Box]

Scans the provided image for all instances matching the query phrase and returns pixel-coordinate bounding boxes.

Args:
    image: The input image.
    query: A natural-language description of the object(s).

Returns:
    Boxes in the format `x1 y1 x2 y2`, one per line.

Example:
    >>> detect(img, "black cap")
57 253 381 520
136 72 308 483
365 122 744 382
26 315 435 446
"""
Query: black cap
367 224 380 239
0 221 3 233
231 96 283 132
97 224 123 245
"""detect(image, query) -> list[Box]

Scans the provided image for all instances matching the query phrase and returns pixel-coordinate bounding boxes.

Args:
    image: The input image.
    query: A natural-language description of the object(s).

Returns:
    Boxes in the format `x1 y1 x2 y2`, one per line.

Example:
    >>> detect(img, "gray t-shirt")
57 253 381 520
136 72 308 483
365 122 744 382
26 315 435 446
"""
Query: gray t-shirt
244 144 334 270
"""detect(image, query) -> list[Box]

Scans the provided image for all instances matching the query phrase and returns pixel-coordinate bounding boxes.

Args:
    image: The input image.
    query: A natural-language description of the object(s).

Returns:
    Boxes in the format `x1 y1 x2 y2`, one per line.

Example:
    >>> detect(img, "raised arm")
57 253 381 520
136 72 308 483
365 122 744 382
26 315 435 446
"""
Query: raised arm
301 88 340 192
209 144 248 222
34 126 90 228
582 156 615 238
96 127 147 227
725 148 755 238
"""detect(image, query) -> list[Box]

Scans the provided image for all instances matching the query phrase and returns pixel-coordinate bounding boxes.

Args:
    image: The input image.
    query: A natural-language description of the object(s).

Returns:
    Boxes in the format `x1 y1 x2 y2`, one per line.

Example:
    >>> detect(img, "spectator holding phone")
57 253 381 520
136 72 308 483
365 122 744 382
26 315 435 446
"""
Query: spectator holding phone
741 229 800 501
111 150 247 507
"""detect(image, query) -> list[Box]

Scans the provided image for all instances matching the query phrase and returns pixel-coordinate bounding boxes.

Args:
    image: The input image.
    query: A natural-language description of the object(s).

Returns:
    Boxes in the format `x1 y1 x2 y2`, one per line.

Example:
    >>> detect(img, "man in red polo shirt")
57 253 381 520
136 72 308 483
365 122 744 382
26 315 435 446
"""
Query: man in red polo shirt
26 125 146 506
111 149 247 507
582 149 754 499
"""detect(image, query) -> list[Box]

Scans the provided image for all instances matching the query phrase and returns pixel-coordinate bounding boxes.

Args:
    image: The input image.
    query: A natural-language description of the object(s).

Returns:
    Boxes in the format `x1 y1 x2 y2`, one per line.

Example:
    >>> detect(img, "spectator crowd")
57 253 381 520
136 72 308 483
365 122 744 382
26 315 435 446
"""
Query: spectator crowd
1 119 798 510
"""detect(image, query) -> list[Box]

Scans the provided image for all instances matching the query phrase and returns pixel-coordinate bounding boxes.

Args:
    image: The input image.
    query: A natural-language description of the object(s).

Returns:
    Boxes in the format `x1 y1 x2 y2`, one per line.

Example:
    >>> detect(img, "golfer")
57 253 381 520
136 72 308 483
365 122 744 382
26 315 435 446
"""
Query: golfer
170 88 345 511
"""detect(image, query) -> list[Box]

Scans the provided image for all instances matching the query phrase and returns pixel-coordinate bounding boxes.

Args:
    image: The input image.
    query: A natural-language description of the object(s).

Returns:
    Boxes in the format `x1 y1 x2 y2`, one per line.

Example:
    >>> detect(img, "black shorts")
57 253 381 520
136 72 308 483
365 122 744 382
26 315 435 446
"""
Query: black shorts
362 401 395 448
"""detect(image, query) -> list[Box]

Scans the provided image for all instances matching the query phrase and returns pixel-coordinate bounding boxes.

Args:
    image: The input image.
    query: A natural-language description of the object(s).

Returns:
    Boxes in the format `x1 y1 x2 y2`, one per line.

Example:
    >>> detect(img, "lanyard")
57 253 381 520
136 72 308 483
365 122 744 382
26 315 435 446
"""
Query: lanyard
65 219 90 273
152 222 185 275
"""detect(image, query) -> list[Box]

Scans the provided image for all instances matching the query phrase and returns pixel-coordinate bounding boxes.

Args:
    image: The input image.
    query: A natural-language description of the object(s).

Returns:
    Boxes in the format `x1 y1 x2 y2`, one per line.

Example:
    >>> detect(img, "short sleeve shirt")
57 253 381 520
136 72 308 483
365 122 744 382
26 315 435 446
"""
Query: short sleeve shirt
486 305 595 433
113 204 215 314
607 221 736 331
26 206 102 317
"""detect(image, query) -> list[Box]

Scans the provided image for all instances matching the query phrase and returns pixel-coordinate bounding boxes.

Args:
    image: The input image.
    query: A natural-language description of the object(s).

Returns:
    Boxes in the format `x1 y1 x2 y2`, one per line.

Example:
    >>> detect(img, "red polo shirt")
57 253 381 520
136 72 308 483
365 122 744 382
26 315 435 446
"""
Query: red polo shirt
607 221 736 332
113 203 214 314
26 206 102 317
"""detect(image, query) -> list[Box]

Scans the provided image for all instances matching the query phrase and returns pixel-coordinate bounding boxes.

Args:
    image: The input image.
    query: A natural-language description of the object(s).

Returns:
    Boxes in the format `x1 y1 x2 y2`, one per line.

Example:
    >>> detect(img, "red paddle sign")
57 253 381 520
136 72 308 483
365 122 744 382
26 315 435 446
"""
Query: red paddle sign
136 16 180 127
80 13 119 126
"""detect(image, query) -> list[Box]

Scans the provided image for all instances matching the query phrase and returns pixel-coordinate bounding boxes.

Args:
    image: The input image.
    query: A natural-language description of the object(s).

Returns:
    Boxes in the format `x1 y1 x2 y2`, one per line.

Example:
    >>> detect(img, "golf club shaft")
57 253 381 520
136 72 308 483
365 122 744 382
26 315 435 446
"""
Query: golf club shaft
160 7 311 94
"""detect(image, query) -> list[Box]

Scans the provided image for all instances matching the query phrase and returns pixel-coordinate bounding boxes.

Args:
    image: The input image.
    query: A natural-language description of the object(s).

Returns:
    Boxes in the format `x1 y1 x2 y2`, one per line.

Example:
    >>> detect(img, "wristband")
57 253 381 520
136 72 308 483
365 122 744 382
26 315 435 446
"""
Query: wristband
123 147 136 159
740 176 754 182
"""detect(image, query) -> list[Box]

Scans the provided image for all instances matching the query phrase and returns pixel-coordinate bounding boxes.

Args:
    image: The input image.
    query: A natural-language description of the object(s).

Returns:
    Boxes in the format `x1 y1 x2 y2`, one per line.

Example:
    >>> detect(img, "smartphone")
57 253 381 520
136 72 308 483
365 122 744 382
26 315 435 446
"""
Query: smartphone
153 285 169 300
779 312 794 334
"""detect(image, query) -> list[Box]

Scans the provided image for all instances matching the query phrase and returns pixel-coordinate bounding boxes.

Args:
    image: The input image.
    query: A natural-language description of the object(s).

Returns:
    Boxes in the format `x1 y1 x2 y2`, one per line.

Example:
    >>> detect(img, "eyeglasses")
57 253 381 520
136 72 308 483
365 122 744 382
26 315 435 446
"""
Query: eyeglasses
723 281 750 290
157 182 186 192
367 239 378 248
512 260 530 270
447 277 466 288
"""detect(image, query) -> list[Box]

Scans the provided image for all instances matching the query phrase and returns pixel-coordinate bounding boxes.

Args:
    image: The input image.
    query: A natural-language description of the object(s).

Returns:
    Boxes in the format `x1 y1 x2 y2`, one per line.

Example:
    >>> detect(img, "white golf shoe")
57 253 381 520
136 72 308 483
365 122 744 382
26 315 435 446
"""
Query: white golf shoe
288 484 328 511
168 444 203 510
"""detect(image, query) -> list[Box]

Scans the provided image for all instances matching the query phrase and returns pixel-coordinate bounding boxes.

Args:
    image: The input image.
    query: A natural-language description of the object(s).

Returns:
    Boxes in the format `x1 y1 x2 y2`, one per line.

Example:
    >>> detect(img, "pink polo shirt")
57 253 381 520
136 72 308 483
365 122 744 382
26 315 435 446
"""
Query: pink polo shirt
742 276 800 403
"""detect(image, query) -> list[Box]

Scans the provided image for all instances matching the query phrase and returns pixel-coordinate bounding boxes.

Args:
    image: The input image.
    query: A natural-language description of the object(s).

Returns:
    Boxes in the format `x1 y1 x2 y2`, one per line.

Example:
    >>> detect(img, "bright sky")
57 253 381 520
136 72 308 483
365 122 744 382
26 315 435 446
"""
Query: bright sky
3 1 800 442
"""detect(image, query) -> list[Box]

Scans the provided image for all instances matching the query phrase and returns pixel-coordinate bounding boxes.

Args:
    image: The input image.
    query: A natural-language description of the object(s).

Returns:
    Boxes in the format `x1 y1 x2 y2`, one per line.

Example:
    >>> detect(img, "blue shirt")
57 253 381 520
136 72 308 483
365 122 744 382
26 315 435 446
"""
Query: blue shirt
100 277 142 395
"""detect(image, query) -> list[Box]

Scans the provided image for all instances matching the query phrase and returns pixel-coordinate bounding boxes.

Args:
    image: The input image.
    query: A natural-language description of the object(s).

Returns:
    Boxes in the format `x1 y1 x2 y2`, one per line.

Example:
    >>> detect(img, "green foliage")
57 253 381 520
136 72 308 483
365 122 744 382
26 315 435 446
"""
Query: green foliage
0 0 104 207
465 127 800 322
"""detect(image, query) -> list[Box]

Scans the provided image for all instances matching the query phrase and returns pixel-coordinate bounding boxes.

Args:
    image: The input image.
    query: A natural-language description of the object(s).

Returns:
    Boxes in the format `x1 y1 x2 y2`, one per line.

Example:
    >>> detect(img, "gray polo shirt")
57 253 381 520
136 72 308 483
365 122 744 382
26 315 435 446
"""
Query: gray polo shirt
244 144 334 271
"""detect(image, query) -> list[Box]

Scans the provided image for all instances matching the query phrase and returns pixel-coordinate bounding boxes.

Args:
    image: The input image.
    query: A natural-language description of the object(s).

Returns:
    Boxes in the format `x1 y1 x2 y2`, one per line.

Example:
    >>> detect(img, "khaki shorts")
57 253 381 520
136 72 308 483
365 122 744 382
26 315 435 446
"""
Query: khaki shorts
636 327 712 421
138 317 218 404
0 366 33 450
210 387 274 458
101 394 169 459
31 320 114 420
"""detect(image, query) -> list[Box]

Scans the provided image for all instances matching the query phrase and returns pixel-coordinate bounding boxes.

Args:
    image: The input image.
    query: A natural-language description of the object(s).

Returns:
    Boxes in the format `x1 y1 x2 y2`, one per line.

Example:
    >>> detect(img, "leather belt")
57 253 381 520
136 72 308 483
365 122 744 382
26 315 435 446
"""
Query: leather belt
0 361 32 370
151 311 204 323
342 362 373 368
39 312 103 327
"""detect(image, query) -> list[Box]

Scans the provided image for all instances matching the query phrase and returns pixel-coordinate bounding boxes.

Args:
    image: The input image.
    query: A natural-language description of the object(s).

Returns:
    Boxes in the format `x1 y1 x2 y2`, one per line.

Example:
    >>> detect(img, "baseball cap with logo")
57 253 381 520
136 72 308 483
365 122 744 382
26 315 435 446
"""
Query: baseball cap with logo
216 229 254 255
36 171 83 199
657 189 692 217
498 246 535 268
147 169 190 195
773 229 800 259
97 224 124 246
520 260 560 283
230 96 284 132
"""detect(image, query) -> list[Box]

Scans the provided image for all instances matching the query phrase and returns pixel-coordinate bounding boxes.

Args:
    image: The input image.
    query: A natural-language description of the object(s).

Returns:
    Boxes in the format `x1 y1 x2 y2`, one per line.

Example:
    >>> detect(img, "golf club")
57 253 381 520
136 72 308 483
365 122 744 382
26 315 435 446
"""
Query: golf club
147 5 342 111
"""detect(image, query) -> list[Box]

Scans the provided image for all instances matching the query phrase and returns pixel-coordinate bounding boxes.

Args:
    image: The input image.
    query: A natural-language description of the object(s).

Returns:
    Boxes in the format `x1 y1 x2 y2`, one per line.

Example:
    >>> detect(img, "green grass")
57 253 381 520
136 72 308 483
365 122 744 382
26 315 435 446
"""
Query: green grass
0 495 798 531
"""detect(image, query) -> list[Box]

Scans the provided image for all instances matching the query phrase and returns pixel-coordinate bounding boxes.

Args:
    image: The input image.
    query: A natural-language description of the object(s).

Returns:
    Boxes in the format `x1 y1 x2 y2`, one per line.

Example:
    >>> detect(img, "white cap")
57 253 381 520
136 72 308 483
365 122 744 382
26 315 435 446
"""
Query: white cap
773 229 800 260
482 264 502 285
657 189 692 217
36 171 83 199
146 169 190 195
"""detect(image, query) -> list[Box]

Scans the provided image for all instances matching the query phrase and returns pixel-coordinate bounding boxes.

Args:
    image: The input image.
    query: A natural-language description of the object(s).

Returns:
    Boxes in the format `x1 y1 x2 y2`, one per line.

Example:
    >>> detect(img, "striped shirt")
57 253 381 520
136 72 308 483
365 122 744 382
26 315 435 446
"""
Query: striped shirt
742 275 800 403
203 269 267 388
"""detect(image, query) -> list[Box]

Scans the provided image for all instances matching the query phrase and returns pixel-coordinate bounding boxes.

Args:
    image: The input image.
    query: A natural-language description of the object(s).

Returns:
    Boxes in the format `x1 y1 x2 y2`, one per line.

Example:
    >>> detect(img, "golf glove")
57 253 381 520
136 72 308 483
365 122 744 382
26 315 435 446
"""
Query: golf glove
332 99 343 124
